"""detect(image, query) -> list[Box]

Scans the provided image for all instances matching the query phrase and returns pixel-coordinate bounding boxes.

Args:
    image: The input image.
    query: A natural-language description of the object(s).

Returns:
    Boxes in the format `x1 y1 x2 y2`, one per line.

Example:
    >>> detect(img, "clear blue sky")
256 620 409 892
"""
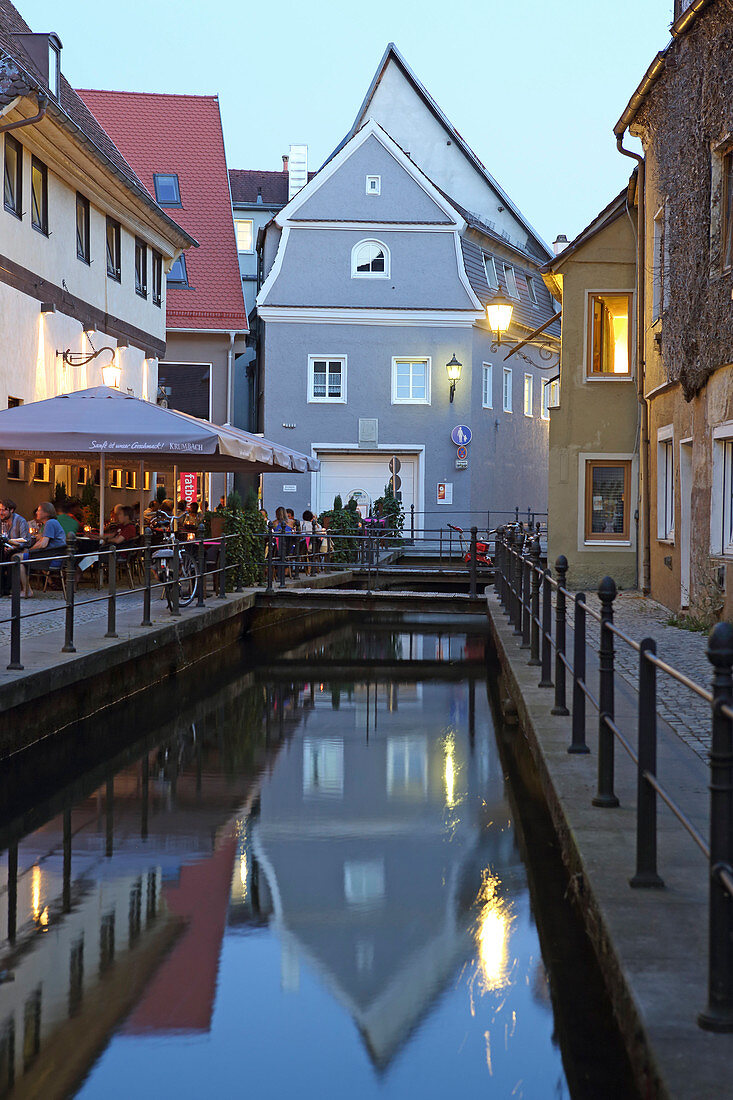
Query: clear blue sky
26 0 673 245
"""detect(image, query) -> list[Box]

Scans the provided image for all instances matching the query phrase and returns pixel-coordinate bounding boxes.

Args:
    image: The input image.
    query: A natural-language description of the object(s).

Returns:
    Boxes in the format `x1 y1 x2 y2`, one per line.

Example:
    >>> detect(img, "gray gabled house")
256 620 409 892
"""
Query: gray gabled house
256 46 559 529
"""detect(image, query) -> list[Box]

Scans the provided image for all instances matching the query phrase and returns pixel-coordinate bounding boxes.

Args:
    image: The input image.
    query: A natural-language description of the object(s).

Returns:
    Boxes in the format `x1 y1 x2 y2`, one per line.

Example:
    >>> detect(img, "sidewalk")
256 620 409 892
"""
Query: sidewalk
487 589 731 1100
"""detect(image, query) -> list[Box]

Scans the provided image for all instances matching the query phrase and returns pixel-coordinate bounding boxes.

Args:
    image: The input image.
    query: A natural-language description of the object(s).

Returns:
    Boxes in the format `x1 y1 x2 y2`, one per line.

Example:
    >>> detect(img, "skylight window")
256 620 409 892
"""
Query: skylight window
167 253 188 287
153 173 181 207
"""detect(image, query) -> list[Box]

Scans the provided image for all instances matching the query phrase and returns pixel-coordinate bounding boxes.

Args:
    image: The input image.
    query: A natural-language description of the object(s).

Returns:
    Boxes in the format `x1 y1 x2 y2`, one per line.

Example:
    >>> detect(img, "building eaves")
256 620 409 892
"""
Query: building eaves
541 184 632 273
460 236 560 339
331 42 552 260
614 0 714 136
0 3 195 252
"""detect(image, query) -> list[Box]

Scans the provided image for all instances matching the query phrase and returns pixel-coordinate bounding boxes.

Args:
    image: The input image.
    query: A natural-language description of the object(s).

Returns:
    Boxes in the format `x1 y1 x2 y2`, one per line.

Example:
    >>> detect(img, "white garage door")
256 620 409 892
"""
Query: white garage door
317 453 418 518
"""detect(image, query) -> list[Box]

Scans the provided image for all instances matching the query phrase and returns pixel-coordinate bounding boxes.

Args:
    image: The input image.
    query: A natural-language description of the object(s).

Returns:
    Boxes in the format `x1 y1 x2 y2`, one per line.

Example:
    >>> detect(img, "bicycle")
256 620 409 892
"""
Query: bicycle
148 512 199 609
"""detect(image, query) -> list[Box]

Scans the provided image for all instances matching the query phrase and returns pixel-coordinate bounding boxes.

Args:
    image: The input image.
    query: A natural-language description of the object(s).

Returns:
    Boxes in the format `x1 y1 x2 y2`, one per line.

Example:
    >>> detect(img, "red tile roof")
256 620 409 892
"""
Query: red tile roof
78 89 247 333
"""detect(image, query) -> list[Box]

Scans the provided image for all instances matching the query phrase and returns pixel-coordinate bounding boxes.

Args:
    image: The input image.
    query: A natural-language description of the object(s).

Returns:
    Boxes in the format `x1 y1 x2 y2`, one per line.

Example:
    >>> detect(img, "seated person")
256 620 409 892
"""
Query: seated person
184 501 201 530
58 502 82 536
101 504 137 545
143 499 158 526
0 498 31 596
27 502 68 578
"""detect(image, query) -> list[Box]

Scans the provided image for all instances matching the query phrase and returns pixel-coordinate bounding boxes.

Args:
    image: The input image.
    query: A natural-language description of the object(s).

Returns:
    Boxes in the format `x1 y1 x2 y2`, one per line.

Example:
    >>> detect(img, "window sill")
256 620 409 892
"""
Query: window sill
4 205 21 220
583 539 631 547
585 375 634 382
657 537 675 546
136 290 148 300
308 398 346 404
32 224 49 238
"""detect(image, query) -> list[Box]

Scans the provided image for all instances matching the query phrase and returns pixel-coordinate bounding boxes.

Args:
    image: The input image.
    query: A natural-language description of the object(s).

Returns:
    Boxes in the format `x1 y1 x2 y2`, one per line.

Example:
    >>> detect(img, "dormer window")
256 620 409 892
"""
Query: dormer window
351 239 390 278
366 175 381 196
153 173 181 207
48 36 60 99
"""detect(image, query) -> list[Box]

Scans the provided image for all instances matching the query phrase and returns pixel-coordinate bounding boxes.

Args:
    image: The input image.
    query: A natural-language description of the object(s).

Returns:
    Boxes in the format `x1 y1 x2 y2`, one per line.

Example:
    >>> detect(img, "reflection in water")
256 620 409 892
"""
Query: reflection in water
0 623 626 1099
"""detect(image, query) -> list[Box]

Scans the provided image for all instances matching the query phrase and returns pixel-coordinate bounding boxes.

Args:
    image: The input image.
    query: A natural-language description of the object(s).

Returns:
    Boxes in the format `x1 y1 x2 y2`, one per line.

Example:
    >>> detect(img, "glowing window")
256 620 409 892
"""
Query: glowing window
587 293 632 376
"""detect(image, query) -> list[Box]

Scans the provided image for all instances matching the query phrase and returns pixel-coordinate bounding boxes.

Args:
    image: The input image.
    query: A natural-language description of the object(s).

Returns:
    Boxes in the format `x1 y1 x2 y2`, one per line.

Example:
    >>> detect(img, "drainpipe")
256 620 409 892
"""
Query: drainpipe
617 133 649 595
226 330 236 496
0 91 48 135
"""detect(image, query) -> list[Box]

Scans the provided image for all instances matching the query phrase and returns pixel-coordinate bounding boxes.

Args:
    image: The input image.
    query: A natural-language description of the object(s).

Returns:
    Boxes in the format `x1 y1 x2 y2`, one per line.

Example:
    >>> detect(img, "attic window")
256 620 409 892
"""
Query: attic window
366 175 381 196
153 173 181 207
526 275 538 305
167 253 188 288
352 239 390 278
48 38 60 99
483 253 498 290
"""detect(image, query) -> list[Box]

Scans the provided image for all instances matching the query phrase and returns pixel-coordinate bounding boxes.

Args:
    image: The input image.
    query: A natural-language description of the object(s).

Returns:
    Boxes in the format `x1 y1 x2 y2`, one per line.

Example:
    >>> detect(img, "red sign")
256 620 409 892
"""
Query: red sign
179 472 197 503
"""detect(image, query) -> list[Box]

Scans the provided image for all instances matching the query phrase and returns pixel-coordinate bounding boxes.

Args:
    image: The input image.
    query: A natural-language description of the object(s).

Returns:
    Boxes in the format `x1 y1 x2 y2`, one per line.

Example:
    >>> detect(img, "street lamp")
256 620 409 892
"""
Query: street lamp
486 293 514 347
446 354 462 403
101 358 122 388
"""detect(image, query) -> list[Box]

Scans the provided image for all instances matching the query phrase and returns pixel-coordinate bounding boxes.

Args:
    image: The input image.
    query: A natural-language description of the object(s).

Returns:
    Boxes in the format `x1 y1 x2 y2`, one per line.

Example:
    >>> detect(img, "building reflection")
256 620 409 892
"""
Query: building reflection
235 627 526 1069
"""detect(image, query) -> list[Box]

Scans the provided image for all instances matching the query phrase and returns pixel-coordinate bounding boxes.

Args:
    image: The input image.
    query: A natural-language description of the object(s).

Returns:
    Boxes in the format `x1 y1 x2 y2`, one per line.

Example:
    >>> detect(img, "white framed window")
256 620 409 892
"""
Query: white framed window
719 440 733 555
365 175 381 195
502 367 512 412
308 356 347 403
549 377 560 406
483 253 498 289
524 374 533 416
541 378 552 420
235 218 253 253
652 202 670 322
344 860 385 907
526 275 538 305
303 739 344 796
657 426 674 540
503 264 519 299
482 363 493 409
392 357 430 404
351 239 390 278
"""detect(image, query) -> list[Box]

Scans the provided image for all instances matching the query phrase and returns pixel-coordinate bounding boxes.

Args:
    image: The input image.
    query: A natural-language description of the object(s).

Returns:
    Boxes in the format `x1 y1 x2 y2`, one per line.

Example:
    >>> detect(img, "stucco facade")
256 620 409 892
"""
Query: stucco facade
543 192 639 590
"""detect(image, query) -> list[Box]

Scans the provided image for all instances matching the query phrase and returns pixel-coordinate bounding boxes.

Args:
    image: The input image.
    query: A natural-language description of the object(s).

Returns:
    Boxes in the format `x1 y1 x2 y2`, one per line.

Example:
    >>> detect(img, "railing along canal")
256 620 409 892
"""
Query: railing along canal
494 524 733 1033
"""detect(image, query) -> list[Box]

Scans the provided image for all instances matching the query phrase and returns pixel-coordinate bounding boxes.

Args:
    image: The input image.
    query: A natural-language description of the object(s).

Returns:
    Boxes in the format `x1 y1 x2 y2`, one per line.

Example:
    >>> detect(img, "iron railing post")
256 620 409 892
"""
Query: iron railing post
171 540 181 616
593 576 620 808
503 528 514 617
7 555 22 670
218 535 226 599
569 593 589 753
495 527 504 600
266 524 274 593
630 639 664 889
539 567 553 687
521 553 531 649
62 533 76 653
699 622 733 1031
469 526 477 598
278 527 286 588
106 545 118 638
141 529 152 627
552 555 569 715
529 536 542 666
197 524 206 607
513 532 524 636
410 504 415 542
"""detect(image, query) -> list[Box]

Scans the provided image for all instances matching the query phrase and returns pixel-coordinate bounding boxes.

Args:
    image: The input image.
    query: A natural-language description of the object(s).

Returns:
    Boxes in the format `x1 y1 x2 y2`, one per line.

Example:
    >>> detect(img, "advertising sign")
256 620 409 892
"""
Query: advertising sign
437 482 453 504
179 472 197 503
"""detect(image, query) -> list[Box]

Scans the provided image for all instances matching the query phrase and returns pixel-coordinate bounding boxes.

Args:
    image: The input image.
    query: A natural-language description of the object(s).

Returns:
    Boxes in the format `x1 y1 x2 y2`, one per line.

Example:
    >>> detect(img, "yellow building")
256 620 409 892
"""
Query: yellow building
541 183 639 590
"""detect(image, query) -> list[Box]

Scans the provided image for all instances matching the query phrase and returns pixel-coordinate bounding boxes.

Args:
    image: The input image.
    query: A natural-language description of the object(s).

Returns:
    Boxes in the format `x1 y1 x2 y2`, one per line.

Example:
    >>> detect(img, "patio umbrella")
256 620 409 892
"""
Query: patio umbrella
0 386 317 526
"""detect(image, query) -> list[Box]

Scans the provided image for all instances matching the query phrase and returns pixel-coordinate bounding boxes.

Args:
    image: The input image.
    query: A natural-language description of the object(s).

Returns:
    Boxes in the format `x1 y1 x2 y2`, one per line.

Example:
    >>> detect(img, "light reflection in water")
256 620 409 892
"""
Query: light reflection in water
31 864 41 922
475 870 512 994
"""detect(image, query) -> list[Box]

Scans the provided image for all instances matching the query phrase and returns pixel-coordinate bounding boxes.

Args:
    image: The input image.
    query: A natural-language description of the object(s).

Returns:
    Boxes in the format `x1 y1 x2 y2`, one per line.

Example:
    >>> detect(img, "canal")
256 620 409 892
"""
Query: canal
0 617 637 1099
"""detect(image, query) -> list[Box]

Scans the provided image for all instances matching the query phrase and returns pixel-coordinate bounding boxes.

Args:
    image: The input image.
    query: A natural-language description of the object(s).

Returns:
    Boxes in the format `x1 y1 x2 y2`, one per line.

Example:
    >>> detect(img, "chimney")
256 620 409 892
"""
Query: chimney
288 144 308 200
256 186 263 205
282 155 289 172
553 234 569 256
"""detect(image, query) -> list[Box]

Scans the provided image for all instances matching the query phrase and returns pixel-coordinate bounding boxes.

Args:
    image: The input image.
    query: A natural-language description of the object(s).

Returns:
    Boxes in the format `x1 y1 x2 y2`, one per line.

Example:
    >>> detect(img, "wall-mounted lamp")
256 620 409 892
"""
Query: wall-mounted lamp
486 292 514 348
445 354 462 403
40 302 56 314
56 344 121 387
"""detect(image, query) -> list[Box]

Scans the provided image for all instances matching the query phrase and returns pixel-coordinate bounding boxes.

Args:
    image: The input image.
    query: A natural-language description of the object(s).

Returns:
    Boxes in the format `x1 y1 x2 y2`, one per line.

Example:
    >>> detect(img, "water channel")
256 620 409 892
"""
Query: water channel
0 617 637 1099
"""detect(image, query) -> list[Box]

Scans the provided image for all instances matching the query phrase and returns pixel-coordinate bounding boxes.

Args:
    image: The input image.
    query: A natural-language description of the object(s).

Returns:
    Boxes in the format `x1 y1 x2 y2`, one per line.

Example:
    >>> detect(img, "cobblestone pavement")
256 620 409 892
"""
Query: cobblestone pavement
579 591 711 761
0 587 146 644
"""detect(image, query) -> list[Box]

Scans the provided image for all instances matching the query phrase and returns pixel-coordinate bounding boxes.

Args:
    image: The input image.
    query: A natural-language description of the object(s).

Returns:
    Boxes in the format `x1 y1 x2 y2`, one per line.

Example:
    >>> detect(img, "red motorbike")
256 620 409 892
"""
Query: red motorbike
447 524 493 567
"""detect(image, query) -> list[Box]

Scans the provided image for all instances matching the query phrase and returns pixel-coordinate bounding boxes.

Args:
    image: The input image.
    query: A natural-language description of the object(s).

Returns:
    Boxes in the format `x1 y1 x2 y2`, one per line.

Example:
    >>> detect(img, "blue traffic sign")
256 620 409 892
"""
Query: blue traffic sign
451 425 472 446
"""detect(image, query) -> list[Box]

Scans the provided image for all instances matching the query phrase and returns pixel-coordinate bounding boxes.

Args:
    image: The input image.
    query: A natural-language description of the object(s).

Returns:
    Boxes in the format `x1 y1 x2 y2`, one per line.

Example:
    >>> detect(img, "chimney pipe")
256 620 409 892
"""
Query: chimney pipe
552 234 569 256
282 155 289 172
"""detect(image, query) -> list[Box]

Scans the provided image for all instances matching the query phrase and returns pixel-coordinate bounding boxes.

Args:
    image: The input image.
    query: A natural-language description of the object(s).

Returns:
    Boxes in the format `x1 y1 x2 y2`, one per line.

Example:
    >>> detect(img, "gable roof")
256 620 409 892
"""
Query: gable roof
79 89 247 333
332 43 552 260
542 181 634 273
0 0 193 252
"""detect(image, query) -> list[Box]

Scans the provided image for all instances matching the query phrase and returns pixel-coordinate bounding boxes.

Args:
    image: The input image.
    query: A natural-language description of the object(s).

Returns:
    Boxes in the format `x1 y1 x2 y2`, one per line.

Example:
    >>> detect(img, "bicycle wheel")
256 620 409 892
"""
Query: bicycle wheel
177 550 198 607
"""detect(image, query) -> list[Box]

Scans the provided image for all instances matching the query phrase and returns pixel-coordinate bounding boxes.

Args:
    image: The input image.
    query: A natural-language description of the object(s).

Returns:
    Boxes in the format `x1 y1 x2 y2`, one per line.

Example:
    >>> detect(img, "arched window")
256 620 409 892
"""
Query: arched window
351 239 390 278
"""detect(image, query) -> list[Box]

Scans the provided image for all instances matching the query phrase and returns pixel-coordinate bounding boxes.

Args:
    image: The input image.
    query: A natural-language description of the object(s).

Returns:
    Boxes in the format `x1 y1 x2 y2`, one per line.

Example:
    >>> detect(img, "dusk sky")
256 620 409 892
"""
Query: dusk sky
27 0 674 246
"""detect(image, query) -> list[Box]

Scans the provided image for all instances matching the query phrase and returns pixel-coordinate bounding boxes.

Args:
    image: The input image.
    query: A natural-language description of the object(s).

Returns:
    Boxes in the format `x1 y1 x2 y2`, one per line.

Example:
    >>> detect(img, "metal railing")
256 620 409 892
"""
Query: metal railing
0 526 244 670
406 505 547 546
258 522 488 597
494 524 733 1032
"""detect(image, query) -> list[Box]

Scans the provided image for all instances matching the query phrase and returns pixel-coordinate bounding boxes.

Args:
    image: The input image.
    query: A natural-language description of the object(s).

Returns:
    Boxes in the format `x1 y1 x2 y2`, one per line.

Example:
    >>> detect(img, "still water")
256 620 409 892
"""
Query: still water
0 620 634 1099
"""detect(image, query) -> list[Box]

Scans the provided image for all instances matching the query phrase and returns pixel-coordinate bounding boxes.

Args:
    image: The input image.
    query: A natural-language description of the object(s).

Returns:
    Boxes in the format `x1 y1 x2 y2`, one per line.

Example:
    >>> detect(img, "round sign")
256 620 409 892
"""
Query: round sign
451 425 472 446
456 445 468 461
391 474 402 491
388 457 401 474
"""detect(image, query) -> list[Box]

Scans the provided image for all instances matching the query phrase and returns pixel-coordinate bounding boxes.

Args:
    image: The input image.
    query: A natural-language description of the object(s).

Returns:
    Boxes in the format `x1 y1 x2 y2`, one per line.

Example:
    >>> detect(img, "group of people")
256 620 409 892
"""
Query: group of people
143 498 203 534
0 499 77 597
259 506 331 574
